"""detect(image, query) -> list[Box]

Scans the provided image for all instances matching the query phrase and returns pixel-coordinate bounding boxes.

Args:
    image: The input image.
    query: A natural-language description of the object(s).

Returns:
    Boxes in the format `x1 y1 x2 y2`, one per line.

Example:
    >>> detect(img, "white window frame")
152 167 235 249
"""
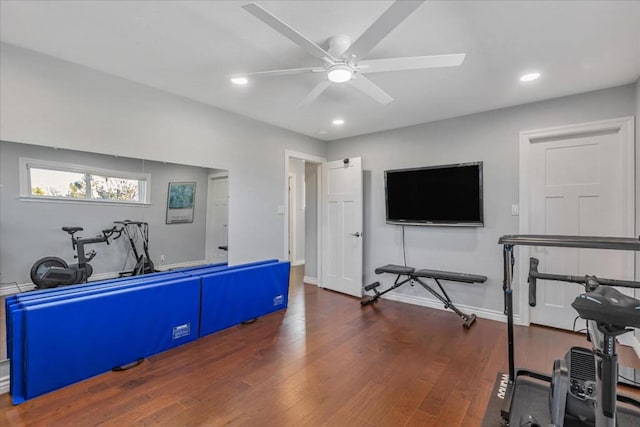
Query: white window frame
19 157 152 205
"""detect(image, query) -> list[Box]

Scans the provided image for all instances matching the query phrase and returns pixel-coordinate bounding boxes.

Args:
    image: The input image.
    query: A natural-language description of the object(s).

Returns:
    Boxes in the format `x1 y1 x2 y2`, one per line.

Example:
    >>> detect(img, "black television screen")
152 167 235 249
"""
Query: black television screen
384 162 483 226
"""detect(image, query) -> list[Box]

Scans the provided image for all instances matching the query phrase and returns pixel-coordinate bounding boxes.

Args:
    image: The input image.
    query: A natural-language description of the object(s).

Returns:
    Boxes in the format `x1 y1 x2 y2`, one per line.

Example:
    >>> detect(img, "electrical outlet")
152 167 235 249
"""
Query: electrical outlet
511 204 520 216
160 255 166 265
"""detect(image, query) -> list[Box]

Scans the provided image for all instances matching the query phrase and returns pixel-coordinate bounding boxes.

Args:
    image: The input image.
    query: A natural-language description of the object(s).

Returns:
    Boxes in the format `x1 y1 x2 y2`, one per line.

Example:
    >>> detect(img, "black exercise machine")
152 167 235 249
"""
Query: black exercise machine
361 264 487 329
30 225 122 289
114 220 156 276
498 234 640 427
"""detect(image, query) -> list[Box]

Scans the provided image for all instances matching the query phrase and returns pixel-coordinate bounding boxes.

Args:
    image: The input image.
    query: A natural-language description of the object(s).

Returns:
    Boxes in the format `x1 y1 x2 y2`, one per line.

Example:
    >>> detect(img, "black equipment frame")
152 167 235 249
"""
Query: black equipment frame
498 234 640 425
115 220 156 276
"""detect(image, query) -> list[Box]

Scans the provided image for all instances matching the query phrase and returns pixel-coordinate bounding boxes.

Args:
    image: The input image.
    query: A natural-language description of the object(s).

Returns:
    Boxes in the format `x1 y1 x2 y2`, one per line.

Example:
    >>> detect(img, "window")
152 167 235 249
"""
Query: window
20 158 151 204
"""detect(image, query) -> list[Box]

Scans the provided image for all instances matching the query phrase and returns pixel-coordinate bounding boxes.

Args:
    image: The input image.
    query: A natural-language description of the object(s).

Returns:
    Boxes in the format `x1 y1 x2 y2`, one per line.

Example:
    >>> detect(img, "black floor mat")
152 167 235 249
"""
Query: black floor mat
482 371 640 426
481 372 509 427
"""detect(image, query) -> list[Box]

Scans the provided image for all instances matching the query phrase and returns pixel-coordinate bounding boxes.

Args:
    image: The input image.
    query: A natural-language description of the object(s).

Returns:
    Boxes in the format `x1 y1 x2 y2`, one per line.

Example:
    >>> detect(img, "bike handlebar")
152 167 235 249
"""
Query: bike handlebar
528 256 640 307
67 225 123 246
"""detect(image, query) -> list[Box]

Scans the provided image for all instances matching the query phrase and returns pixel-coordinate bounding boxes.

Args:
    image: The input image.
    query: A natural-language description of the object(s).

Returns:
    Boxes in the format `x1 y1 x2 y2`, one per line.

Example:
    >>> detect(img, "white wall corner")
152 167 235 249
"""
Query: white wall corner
303 276 318 285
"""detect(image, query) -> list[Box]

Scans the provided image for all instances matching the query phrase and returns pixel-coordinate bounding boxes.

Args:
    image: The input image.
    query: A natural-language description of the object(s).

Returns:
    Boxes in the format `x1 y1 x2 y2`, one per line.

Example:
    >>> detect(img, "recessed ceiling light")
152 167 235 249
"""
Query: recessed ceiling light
332 119 345 126
327 65 353 83
520 72 541 82
230 77 248 85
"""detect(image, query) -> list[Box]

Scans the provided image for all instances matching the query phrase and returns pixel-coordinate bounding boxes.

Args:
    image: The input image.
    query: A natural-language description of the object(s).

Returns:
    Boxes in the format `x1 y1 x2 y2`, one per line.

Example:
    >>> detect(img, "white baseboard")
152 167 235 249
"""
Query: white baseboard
303 276 318 285
291 259 305 267
0 359 9 395
379 291 523 326
0 282 35 296
155 259 208 271
0 260 208 296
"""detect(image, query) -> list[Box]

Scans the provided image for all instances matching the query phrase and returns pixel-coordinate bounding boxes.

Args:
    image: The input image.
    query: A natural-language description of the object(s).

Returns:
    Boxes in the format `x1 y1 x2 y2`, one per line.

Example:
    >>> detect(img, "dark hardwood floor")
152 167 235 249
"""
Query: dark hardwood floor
1 270 638 426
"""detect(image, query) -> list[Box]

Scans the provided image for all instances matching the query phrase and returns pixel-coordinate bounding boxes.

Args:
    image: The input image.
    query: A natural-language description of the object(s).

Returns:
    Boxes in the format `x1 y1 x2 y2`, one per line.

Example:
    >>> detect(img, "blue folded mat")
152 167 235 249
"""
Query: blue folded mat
14 276 201 404
6 271 188 386
5 260 276 356
7 258 288 404
199 261 290 337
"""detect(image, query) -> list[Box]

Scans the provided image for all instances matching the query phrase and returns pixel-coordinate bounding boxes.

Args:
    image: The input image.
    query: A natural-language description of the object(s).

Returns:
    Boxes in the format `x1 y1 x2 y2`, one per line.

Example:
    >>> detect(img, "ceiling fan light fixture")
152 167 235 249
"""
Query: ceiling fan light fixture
327 65 353 83
230 77 248 85
520 72 541 82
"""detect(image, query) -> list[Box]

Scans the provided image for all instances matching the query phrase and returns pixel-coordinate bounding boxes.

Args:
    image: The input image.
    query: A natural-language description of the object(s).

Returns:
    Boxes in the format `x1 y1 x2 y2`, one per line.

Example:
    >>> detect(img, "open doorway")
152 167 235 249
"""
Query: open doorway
284 151 325 289
205 172 229 265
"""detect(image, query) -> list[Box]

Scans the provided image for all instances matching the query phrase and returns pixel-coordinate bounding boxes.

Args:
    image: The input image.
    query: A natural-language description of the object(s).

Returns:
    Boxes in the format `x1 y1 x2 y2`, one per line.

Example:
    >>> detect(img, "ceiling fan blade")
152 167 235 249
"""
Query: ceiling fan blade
358 54 466 74
343 0 425 61
300 81 332 106
349 75 393 104
242 3 337 64
237 67 323 78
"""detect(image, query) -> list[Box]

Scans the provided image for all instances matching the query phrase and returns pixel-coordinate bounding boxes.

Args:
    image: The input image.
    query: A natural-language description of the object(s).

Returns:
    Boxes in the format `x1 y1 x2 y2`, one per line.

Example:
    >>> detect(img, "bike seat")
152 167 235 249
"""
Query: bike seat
572 286 640 328
62 227 83 234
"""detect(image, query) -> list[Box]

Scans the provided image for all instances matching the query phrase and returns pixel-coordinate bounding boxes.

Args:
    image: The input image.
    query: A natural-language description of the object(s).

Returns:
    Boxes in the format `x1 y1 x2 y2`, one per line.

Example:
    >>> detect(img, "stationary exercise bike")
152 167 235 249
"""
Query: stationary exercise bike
30 225 122 289
516 259 640 427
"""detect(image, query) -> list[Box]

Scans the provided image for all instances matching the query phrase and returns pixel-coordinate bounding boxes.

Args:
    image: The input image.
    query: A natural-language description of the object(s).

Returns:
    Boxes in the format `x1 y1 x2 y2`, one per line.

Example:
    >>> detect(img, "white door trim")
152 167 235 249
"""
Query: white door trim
518 116 635 326
288 173 296 263
205 173 229 264
284 150 326 286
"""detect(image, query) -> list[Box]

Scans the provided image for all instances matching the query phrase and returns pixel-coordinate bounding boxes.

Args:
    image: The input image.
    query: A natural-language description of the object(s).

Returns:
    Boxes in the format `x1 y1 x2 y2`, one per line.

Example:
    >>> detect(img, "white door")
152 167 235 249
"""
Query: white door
321 157 363 297
206 177 229 264
525 119 634 330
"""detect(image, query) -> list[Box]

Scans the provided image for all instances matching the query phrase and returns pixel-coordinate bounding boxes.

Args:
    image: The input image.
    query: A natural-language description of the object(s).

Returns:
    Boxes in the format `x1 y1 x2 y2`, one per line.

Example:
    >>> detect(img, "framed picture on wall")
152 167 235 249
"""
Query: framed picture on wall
166 182 196 224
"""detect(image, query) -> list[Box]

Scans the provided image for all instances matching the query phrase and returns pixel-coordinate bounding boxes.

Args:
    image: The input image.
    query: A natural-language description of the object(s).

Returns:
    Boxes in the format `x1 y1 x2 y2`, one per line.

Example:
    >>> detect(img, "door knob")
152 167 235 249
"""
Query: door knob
350 232 361 237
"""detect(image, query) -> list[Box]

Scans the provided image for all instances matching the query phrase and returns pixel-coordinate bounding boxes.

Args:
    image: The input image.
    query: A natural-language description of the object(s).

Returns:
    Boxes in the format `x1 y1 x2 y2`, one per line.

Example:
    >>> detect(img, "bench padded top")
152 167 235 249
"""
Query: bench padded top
413 269 487 284
375 264 415 275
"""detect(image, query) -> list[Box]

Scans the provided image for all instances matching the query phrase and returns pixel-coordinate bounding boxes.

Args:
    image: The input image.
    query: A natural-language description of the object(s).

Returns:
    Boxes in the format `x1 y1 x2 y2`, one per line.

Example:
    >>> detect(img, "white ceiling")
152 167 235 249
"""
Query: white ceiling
1 1 639 141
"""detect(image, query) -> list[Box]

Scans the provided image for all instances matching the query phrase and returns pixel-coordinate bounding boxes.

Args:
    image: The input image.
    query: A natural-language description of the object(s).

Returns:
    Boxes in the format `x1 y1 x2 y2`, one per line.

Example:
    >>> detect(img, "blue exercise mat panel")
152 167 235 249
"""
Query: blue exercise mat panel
14 276 201 403
5 272 188 376
7 258 290 404
199 261 290 337
5 260 278 365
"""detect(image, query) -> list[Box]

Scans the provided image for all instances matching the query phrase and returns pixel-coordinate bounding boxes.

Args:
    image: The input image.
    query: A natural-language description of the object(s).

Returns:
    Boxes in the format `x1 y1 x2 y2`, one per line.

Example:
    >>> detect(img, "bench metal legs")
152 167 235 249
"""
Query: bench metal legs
361 275 477 329
414 277 477 329
360 276 412 306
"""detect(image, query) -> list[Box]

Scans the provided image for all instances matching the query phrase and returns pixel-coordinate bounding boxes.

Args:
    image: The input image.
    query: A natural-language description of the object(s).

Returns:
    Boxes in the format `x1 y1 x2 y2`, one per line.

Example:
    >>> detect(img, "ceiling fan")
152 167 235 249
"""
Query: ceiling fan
235 0 465 105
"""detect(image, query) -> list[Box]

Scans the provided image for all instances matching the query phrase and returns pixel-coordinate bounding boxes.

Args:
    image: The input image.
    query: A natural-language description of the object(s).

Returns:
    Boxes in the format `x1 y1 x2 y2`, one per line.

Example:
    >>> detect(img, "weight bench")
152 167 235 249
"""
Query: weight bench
361 264 487 329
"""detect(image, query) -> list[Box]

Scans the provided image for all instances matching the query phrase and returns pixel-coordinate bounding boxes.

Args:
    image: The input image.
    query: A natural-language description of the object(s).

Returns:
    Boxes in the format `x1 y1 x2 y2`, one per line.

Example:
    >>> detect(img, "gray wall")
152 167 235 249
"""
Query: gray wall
304 162 318 279
327 84 637 318
0 141 212 284
0 43 327 267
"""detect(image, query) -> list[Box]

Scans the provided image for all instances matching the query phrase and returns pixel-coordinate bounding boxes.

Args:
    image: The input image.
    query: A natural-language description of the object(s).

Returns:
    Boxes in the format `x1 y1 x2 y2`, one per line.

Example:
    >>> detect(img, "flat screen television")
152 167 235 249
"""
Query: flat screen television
384 162 483 227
